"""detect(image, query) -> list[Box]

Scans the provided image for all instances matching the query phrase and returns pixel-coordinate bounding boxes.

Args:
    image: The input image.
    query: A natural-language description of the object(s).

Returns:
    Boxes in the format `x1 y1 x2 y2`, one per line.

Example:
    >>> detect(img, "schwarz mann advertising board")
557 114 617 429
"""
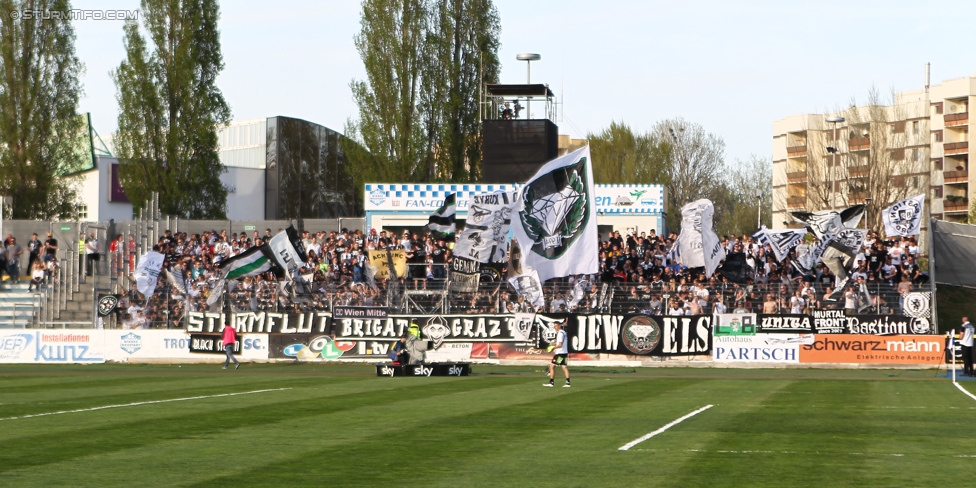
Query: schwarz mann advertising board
799 334 944 365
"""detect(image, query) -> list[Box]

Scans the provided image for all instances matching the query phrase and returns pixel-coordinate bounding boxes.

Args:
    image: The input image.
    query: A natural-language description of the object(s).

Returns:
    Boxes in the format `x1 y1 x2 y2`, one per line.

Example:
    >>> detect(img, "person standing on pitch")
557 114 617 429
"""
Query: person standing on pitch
221 322 240 370
544 320 571 388
961 317 974 376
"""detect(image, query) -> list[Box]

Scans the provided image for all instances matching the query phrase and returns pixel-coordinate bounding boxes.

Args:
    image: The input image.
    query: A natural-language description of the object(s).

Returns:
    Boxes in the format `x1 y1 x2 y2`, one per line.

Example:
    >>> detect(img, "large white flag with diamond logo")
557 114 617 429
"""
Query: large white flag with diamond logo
511 146 598 283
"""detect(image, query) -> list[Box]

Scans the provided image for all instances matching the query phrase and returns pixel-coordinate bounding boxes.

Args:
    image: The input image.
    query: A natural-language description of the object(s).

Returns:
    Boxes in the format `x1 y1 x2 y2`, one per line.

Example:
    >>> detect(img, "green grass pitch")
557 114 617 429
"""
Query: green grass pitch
1 363 974 487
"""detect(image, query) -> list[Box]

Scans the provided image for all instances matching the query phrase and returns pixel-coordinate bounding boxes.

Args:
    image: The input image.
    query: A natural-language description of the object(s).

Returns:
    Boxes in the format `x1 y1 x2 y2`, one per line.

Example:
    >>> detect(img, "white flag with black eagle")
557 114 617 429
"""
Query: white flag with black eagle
454 190 516 263
753 226 807 262
511 146 598 283
882 194 925 237
676 199 725 278
427 193 457 239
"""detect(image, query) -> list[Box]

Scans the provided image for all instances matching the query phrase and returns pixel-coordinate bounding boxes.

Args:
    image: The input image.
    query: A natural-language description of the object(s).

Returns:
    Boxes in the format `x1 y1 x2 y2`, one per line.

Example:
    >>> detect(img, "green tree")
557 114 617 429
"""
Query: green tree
346 0 500 185
112 0 231 219
346 0 429 185
424 0 500 181
587 121 670 185
0 0 84 219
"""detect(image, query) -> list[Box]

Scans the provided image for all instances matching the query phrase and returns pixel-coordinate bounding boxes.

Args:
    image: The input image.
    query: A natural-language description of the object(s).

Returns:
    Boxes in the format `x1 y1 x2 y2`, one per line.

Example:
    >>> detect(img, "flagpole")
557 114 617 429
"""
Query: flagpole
929 217 938 333
221 272 231 326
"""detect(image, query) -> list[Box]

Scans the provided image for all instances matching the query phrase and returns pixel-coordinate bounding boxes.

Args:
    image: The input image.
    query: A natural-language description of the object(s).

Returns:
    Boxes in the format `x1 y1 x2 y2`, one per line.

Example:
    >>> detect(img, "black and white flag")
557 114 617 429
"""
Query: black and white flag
509 269 545 309
269 225 307 272
511 146 599 283
165 267 197 297
427 193 457 240
454 191 516 263
882 194 924 237
754 226 807 262
793 239 828 275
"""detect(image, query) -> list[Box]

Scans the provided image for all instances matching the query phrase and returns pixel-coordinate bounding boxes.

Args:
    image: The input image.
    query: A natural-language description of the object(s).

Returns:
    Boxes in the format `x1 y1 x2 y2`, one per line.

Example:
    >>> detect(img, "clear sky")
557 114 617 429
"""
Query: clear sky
73 0 976 168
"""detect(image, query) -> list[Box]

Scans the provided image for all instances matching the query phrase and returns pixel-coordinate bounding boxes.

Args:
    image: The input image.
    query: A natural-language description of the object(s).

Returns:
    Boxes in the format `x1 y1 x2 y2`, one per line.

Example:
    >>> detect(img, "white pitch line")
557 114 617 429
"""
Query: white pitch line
0 388 291 421
619 404 713 451
953 381 976 402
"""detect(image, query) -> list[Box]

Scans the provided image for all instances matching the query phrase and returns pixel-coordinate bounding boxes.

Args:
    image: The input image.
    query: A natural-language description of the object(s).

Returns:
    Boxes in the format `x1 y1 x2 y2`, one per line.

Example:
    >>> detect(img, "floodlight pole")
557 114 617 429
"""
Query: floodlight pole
516 53 541 119
826 116 845 210
755 190 763 229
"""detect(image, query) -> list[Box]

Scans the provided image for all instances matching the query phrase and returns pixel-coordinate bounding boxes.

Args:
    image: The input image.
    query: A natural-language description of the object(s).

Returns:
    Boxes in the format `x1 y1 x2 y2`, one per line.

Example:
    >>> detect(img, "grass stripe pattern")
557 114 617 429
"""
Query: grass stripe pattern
0 364 973 487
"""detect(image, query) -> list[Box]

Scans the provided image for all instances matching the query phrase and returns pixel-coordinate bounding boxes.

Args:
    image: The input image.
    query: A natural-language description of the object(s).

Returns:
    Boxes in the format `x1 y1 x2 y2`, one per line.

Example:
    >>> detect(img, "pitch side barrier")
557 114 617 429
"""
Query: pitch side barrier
0 312 941 365
179 310 938 365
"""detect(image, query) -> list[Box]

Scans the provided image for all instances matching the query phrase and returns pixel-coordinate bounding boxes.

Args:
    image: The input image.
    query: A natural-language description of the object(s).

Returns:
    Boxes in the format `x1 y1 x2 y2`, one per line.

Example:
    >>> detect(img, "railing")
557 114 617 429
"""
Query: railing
945 141 969 155
847 164 870 177
849 137 870 151
944 198 969 212
945 112 969 127
786 171 807 183
786 145 807 156
118 270 921 329
787 196 806 208
944 169 969 183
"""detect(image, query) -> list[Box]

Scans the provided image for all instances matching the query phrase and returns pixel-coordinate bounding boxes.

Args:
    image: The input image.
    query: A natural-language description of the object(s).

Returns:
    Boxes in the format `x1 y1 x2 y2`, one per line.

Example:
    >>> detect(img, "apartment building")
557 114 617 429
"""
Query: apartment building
772 73 975 232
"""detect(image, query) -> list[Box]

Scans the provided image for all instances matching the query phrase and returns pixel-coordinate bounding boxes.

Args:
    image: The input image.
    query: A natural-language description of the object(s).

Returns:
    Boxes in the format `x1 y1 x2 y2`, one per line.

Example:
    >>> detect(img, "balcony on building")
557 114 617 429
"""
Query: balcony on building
849 136 870 151
945 112 969 127
945 141 969 156
786 196 806 209
786 144 807 158
848 164 869 178
786 171 807 184
944 196 969 213
944 164 969 184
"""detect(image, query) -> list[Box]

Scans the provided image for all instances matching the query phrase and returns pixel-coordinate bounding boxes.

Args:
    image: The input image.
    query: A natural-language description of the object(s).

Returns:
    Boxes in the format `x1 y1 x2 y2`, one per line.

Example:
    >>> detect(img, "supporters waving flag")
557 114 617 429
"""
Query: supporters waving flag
676 199 725 278
882 194 925 237
511 146 598 283
134 251 165 297
427 193 457 239
269 225 308 271
453 190 516 263
217 244 283 280
753 226 807 262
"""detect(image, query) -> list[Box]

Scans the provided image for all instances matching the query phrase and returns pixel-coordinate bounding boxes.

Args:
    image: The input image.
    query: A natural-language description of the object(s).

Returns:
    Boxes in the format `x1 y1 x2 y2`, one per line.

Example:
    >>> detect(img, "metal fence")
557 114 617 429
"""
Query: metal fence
113 268 917 329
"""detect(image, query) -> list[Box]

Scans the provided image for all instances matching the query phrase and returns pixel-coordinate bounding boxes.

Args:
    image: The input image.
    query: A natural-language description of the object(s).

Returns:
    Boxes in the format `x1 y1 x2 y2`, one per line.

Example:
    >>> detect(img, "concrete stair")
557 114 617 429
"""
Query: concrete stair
46 273 117 327
0 280 44 328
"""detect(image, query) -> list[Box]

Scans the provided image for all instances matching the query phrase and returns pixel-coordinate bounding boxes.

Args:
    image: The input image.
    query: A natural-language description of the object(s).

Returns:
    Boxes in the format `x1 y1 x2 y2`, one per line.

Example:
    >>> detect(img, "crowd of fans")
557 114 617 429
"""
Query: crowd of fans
83 223 927 329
